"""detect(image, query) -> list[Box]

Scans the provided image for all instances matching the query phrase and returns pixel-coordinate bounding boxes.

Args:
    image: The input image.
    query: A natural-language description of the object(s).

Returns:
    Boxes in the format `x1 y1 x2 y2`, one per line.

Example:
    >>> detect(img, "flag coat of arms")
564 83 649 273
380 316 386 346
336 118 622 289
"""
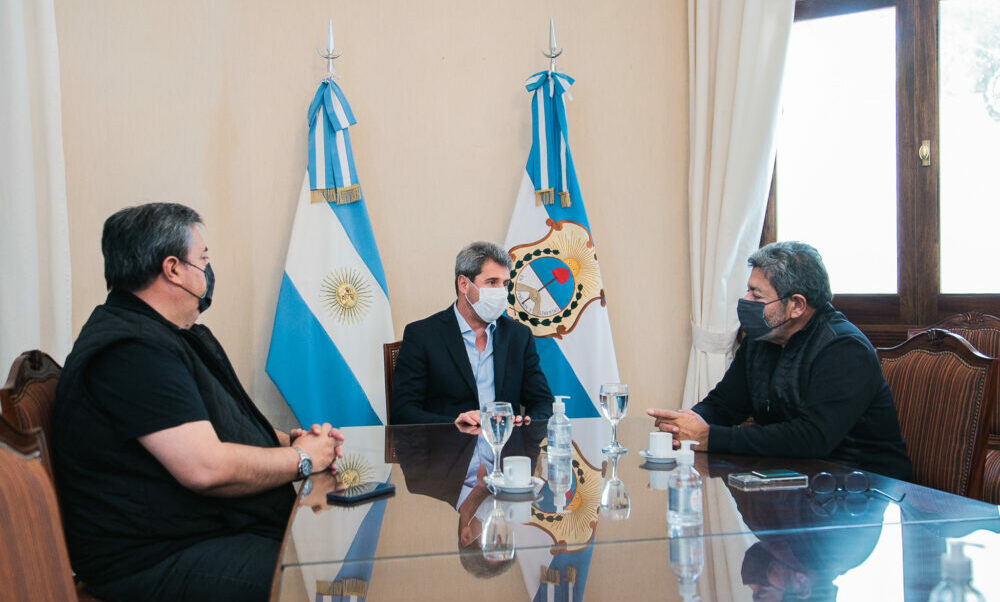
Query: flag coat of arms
267 78 394 427
503 70 620 419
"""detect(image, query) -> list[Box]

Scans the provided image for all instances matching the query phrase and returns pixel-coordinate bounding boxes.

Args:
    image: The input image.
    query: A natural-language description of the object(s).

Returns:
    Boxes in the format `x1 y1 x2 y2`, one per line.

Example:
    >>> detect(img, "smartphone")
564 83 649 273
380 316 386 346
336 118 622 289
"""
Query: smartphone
751 469 805 479
326 482 396 505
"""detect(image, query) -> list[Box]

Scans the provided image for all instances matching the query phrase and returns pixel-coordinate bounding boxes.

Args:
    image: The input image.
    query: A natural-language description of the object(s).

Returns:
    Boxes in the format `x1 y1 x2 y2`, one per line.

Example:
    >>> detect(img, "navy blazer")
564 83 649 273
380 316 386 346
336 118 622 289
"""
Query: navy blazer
389 305 553 424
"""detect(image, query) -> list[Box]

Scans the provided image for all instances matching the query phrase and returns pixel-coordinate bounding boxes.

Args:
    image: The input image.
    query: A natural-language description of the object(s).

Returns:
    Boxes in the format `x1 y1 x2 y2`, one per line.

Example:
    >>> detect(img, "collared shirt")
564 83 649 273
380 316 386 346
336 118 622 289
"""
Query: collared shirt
453 302 497 410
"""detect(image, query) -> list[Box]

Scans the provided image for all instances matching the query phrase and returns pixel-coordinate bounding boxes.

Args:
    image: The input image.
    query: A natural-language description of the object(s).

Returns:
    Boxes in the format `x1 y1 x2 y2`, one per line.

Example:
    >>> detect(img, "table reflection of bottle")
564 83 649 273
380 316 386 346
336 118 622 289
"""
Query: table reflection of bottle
668 523 704 602
547 451 573 513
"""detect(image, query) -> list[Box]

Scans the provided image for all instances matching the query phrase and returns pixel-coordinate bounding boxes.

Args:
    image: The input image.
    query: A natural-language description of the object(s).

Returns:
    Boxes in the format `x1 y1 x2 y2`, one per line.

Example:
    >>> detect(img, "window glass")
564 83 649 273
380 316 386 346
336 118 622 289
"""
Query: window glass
939 0 1000 293
776 8 897 294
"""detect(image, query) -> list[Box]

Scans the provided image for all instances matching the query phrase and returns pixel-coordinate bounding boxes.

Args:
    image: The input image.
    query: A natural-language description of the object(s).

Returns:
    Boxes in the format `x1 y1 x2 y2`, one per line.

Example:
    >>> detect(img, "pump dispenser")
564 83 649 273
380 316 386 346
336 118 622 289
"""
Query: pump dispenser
667 441 703 528
547 395 573 457
929 540 986 601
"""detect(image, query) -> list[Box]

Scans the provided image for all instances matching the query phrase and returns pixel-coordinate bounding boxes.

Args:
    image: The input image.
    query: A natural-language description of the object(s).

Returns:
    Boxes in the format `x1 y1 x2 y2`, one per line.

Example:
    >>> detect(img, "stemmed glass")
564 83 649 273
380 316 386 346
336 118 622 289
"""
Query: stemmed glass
480 497 515 561
600 452 630 520
482 401 514 487
599 383 629 454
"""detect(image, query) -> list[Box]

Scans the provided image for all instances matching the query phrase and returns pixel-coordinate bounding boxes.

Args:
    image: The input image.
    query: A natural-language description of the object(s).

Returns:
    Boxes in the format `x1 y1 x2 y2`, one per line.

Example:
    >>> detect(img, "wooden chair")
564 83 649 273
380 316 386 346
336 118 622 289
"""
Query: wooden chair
908 312 1000 503
1 349 62 444
383 341 402 463
0 439 80 600
878 329 998 498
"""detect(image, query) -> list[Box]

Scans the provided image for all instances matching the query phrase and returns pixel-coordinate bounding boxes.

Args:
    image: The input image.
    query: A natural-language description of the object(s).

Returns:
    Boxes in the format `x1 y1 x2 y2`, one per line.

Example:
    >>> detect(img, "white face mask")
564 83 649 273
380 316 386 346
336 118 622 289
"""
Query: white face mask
466 280 508 323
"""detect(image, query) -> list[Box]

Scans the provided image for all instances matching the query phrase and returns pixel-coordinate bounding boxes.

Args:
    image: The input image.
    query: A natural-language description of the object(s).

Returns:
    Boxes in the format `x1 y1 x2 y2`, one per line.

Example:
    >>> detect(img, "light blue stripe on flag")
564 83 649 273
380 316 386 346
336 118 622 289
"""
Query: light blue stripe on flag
534 338 598 418
324 200 388 297
267 273 381 427
321 476 392 601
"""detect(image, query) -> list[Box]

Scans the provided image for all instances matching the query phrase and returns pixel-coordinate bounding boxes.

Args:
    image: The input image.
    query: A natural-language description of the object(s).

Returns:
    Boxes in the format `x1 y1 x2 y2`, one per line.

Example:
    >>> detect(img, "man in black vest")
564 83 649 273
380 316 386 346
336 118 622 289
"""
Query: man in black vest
648 241 912 480
389 241 553 426
52 203 344 601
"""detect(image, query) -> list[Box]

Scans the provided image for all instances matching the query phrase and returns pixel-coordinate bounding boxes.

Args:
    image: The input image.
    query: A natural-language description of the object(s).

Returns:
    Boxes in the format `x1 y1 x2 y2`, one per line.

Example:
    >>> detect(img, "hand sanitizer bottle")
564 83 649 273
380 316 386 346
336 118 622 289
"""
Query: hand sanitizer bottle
547 395 573 457
667 441 703 529
929 540 986 601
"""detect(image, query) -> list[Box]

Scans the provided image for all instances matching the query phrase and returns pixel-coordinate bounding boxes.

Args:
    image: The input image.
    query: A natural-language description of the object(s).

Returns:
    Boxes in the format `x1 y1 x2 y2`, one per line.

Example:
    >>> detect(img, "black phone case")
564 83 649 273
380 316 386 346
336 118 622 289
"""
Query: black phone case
326 483 396 505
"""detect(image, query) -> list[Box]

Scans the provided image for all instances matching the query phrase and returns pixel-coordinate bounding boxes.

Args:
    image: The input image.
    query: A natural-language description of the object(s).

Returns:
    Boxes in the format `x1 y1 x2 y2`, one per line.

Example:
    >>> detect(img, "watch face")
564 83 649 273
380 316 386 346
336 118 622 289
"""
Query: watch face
300 458 312 477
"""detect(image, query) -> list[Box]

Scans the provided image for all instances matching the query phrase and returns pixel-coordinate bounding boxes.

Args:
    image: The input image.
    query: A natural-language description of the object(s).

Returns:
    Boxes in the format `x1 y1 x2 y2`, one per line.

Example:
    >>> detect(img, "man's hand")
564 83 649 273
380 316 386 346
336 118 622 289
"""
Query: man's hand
647 408 710 450
455 409 530 434
291 423 345 472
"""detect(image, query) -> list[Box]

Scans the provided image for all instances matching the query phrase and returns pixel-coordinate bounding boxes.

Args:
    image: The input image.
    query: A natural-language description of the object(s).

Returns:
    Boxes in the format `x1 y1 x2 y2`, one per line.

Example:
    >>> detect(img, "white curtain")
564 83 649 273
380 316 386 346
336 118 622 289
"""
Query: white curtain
0 0 72 373
682 0 794 409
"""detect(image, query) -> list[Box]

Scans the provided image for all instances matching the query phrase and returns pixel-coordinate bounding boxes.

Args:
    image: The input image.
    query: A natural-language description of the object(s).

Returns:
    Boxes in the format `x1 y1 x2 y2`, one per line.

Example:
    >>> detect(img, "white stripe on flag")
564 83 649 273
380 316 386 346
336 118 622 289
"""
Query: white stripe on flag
554 303 620 411
283 175 394 422
334 130 352 187
314 114 327 190
503 173 550 249
535 90 548 190
329 88 351 130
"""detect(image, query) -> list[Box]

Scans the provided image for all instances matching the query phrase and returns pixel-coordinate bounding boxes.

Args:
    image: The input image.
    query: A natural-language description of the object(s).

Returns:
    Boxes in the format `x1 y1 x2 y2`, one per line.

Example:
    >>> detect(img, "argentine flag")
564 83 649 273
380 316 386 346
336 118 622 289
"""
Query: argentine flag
267 78 394 427
503 70 619 418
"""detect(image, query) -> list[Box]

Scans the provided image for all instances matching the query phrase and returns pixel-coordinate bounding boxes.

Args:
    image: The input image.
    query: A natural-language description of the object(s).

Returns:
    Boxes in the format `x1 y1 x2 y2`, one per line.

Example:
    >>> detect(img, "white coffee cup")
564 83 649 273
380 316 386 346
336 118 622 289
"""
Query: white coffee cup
503 456 532 487
649 431 673 457
503 500 532 523
649 470 669 490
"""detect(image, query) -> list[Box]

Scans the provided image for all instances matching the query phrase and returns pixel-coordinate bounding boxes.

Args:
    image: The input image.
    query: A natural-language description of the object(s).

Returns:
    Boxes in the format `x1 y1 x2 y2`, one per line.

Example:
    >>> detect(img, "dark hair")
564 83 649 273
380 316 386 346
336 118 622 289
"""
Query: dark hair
454 241 512 295
457 538 515 578
102 203 203 292
748 241 833 308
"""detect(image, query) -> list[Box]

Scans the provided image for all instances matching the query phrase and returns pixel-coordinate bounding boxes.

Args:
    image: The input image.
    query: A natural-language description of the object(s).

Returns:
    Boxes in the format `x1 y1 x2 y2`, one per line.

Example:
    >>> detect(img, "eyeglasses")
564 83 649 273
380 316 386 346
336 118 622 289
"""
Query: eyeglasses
811 471 905 503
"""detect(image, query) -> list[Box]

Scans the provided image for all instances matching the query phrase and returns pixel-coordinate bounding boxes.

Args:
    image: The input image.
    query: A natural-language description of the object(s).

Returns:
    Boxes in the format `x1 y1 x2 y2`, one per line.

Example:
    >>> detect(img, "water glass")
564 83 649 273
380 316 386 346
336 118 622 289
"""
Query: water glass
599 383 629 454
599 452 630 520
482 401 514 486
480 498 515 561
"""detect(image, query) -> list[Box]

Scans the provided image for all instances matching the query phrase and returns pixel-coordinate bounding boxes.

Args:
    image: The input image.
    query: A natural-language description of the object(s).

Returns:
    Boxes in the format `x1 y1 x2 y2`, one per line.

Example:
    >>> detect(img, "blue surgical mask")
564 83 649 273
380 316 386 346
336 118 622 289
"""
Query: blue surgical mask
737 296 788 340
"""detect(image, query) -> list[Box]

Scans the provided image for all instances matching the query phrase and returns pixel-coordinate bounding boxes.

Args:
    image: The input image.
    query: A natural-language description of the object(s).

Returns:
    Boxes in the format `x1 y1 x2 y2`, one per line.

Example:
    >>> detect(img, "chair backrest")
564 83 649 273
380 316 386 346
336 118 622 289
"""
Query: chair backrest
382 341 402 424
383 341 402 464
0 413 52 478
0 442 78 600
878 329 998 498
909 312 1000 445
1 350 62 444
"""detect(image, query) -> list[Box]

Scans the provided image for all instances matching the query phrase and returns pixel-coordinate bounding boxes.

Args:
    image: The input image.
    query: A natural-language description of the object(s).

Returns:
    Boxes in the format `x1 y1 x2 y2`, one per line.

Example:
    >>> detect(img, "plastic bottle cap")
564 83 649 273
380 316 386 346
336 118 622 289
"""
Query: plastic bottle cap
678 440 696 465
941 539 982 582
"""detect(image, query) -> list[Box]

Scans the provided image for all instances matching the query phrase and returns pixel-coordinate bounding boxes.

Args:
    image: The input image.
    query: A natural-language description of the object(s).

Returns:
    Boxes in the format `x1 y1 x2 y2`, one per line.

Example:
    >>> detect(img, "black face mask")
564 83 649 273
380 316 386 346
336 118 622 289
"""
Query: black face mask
737 296 789 340
180 261 215 313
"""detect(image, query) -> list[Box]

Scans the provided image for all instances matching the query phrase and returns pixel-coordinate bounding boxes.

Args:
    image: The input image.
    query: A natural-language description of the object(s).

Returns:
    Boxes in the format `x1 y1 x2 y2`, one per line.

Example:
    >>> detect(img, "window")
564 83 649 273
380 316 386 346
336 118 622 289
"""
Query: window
765 0 1000 345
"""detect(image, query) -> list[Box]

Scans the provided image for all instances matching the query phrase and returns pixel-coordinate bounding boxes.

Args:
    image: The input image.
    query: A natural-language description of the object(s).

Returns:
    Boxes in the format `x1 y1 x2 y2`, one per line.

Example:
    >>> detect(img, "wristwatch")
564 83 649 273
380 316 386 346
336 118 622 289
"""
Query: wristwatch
292 446 312 480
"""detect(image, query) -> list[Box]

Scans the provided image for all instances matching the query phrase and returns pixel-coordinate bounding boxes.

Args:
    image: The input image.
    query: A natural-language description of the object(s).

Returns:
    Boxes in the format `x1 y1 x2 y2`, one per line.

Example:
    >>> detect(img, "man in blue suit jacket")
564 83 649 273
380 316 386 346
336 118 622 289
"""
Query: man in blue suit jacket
390 241 554 425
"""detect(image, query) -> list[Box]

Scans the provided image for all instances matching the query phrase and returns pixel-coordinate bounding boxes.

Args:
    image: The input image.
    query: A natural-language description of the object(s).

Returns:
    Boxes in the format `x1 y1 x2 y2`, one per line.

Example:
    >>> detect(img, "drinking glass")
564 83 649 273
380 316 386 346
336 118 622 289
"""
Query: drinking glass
599 383 629 454
480 497 515 561
482 401 514 487
599 452 630 520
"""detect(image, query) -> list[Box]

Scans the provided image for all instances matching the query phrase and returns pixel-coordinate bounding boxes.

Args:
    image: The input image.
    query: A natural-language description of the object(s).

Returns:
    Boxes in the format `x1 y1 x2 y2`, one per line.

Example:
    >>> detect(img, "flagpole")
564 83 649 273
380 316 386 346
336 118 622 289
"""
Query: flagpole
317 18 342 80
542 17 562 72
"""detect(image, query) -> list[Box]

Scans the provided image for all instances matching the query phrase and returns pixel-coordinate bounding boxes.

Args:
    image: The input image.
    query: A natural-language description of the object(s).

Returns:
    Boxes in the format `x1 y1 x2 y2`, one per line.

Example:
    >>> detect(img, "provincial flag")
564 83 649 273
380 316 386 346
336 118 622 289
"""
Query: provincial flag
503 70 620 418
267 78 394 427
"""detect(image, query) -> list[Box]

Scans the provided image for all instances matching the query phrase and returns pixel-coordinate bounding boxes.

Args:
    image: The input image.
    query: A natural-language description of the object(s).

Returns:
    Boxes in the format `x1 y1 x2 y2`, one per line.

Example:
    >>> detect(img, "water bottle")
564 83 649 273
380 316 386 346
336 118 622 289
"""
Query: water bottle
929 540 986 602
668 522 704 601
547 450 572 513
667 440 703 528
547 396 573 457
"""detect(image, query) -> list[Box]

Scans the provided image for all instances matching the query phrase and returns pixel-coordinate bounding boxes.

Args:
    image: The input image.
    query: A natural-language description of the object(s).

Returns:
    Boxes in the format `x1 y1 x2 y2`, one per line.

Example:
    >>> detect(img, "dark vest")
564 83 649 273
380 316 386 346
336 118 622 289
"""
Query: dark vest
53 291 293 582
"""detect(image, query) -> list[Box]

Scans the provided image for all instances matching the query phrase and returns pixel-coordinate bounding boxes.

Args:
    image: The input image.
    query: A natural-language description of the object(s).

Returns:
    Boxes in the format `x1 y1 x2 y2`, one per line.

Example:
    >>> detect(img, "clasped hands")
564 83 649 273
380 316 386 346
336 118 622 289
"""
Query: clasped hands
647 408 709 450
454 410 529 435
290 423 345 472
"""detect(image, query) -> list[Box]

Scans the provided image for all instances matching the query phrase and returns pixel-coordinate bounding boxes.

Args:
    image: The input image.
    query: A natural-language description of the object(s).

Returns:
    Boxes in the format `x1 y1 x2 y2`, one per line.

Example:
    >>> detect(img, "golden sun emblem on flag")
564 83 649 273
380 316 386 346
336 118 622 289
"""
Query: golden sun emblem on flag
508 219 606 338
320 268 373 324
334 453 376 489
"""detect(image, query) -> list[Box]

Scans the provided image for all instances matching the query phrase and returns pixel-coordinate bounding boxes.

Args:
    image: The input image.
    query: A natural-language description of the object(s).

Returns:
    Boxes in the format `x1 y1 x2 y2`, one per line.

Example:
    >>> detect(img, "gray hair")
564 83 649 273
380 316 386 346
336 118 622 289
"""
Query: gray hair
454 241 512 294
102 202 203 292
748 241 833 308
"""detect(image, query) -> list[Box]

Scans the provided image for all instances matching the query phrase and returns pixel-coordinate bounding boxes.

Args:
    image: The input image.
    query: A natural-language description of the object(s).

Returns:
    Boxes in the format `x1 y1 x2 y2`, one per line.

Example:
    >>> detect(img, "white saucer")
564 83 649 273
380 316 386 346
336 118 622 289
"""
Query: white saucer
488 475 544 494
639 449 676 464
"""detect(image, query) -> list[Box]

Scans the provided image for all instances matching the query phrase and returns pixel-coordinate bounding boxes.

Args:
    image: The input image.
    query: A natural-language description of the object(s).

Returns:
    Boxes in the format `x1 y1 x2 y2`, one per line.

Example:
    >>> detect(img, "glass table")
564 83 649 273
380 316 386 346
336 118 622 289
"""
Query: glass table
271 417 1000 601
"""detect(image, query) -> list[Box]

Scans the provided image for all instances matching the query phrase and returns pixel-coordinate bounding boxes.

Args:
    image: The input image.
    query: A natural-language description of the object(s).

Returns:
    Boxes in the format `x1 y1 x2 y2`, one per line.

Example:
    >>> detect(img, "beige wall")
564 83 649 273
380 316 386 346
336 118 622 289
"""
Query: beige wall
54 0 690 430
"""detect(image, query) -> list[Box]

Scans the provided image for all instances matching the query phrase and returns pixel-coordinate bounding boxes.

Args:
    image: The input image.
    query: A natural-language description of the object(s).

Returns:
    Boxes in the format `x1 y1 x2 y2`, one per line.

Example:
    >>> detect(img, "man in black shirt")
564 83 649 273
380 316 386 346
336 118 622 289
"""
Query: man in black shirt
53 203 345 601
648 241 911 480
